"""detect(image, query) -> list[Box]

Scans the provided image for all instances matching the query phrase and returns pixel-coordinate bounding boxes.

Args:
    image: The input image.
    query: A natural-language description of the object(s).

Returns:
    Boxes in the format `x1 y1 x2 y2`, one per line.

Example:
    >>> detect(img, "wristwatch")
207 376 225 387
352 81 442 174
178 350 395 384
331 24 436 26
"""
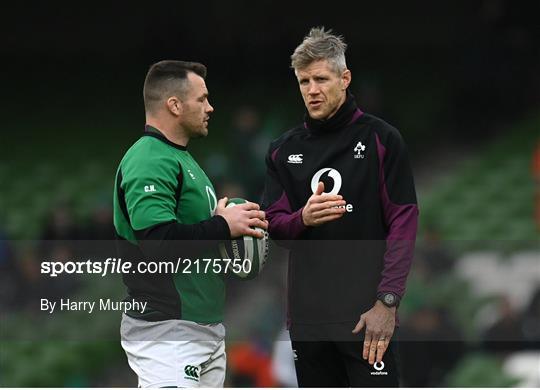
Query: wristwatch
377 292 400 308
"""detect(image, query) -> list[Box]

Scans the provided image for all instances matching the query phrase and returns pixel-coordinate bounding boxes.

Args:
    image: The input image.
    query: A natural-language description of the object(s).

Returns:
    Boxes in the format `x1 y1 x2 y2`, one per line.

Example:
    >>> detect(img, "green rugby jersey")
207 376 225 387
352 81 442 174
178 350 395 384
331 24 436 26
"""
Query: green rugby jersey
113 126 230 323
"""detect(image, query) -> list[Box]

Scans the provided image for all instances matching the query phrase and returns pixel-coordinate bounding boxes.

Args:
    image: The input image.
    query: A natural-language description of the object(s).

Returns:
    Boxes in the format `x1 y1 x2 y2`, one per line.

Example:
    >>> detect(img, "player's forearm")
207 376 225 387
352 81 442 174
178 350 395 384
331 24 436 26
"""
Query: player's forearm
135 216 231 258
136 216 230 241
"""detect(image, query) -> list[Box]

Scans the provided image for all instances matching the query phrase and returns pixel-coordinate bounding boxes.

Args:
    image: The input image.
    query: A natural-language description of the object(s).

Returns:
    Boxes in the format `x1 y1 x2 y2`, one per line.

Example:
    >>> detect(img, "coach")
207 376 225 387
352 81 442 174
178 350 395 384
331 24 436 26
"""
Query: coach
261 27 418 387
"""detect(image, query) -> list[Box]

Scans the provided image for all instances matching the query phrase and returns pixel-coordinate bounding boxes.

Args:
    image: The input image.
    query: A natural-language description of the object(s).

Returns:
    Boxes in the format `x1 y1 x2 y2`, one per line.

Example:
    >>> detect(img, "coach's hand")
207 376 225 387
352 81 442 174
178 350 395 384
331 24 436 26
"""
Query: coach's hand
352 301 396 365
302 182 347 227
216 197 268 239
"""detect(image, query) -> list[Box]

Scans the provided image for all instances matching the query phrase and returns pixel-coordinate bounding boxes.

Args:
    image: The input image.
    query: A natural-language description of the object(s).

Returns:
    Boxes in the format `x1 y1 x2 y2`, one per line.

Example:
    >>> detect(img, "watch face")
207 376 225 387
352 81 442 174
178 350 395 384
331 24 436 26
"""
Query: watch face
383 293 396 306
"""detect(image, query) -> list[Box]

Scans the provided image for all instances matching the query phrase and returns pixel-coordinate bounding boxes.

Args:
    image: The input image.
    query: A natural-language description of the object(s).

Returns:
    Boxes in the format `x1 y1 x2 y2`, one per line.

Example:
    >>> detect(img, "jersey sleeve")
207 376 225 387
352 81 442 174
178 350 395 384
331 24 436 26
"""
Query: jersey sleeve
375 130 419 299
119 153 229 261
261 143 306 240
121 155 179 231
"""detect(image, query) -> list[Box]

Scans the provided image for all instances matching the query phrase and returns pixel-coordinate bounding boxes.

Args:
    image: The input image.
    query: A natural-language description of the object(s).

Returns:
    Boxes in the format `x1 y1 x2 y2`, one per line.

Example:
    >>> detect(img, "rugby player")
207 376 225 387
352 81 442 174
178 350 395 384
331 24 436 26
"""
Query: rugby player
114 60 267 387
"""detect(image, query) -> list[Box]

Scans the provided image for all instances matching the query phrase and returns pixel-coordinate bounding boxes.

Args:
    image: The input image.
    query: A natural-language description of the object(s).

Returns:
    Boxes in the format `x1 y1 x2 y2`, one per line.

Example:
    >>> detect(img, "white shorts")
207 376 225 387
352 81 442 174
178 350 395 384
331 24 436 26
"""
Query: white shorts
120 314 226 388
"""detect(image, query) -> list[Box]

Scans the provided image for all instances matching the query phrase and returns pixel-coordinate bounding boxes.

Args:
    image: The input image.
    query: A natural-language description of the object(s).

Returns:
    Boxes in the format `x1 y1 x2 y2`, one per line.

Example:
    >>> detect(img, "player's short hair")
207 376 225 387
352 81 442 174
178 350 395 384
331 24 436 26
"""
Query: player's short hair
291 27 347 75
143 60 207 114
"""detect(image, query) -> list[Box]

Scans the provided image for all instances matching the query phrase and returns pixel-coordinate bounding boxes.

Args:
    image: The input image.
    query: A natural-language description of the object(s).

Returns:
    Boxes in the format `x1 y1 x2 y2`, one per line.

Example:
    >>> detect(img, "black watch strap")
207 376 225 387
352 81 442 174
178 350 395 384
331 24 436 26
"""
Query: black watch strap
377 292 400 307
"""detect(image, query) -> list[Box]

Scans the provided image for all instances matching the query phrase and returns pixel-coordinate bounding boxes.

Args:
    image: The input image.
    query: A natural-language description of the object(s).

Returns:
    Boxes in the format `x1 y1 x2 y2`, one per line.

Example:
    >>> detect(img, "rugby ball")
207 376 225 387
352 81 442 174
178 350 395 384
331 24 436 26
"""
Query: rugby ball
219 198 269 279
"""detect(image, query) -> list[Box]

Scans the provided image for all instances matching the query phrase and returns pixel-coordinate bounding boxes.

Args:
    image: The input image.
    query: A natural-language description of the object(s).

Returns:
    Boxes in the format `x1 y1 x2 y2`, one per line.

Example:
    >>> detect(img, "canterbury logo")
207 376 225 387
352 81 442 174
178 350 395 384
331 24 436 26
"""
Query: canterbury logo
288 154 303 164
184 365 199 379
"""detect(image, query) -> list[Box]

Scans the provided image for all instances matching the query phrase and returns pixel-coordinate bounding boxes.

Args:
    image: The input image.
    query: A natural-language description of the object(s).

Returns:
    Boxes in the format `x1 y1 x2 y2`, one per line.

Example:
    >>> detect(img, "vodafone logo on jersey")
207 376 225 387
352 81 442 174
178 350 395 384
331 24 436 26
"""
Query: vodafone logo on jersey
310 168 354 212
311 168 342 195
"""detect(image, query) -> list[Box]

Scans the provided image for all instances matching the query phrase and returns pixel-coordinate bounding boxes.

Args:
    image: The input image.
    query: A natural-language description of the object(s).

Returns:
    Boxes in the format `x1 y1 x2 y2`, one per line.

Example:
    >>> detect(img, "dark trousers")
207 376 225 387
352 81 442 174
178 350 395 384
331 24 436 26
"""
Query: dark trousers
290 324 400 387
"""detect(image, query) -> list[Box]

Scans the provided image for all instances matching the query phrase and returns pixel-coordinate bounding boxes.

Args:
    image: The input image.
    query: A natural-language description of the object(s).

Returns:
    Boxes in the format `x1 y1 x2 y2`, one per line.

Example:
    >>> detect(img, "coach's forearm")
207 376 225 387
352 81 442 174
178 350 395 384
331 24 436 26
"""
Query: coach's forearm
377 204 418 297
267 208 306 240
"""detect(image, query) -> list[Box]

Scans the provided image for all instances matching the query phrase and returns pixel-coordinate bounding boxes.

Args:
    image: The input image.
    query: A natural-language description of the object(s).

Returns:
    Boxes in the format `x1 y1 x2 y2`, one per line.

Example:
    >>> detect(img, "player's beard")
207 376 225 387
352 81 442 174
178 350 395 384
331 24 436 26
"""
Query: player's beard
188 124 208 139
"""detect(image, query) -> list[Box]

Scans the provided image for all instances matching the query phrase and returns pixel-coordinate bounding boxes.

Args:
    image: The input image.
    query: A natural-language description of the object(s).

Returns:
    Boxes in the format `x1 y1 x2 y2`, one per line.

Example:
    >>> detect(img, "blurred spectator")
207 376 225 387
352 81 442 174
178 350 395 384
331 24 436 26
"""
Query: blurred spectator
22 199 86 312
84 200 115 240
16 248 49 310
227 340 277 387
481 295 526 353
521 287 540 348
271 328 298 387
415 222 456 278
17 245 80 312
357 77 384 116
532 141 540 231
216 180 247 202
0 229 24 310
81 198 116 257
226 106 272 201
38 200 80 262
399 306 465 387
37 200 82 268
40 200 81 242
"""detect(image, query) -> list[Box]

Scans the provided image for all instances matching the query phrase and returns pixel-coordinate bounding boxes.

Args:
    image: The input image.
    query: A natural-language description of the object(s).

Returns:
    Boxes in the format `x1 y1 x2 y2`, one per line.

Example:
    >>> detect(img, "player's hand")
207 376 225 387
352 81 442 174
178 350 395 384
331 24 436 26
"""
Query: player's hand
352 300 396 365
216 197 268 239
302 182 347 227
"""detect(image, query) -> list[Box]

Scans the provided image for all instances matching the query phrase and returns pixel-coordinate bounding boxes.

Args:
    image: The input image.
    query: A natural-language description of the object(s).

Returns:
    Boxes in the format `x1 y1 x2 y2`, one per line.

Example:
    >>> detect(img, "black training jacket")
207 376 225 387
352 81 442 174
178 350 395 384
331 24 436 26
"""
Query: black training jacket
261 94 419 325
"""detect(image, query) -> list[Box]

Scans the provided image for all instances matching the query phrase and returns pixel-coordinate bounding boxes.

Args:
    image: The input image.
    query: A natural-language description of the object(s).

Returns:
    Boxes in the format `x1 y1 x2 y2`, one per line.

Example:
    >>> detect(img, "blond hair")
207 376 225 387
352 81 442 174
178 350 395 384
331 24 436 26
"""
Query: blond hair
291 27 347 74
